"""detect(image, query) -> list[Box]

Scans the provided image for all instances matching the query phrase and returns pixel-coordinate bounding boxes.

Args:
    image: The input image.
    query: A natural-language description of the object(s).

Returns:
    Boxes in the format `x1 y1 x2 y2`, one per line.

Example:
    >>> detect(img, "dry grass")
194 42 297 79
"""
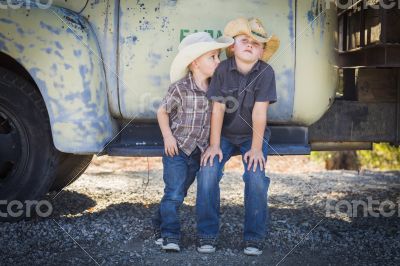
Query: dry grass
87 155 325 174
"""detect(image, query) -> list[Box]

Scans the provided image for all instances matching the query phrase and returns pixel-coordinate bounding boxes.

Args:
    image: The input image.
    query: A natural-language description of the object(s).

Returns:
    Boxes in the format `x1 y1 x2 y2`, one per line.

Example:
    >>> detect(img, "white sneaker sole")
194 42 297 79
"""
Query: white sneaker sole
162 243 180 252
244 247 262 256
197 245 216 253
155 238 163 246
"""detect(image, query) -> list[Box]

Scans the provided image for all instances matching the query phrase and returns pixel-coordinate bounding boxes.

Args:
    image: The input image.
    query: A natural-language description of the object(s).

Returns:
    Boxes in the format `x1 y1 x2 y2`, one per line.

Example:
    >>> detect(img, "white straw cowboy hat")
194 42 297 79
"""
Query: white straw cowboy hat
224 17 280 62
170 32 234 83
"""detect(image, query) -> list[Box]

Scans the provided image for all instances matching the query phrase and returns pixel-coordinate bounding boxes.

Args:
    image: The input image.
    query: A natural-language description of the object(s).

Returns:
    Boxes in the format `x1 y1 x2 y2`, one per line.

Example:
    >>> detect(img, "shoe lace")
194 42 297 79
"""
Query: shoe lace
245 240 263 250
199 238 216 247
164 237 180 245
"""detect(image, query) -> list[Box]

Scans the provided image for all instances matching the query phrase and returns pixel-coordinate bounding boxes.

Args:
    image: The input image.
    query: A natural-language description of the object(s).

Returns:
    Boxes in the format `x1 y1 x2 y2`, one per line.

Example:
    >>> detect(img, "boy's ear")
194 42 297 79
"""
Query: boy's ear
258 46 265 59
227 44 235 56
188 61 196 72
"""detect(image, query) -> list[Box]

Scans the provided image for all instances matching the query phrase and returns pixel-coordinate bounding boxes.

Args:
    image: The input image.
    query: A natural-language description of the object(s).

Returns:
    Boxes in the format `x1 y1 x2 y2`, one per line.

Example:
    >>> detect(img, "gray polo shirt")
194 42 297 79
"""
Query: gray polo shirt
206 57 277 145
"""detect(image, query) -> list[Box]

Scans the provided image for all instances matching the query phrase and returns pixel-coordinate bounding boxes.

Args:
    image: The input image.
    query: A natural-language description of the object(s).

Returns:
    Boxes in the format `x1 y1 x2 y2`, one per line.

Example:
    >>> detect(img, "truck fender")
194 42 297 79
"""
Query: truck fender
0 7 117 153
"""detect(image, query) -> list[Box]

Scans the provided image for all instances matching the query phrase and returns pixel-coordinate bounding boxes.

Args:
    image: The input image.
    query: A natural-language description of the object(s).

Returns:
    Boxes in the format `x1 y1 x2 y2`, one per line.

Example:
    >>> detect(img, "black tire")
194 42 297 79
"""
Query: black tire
0 67 63 221
49 153 93 192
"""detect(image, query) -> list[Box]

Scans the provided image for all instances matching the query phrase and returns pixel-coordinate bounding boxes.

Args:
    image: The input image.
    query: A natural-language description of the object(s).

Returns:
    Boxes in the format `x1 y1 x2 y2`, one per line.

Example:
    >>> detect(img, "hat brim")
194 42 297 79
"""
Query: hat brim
226 34 280 62
170 36 234 83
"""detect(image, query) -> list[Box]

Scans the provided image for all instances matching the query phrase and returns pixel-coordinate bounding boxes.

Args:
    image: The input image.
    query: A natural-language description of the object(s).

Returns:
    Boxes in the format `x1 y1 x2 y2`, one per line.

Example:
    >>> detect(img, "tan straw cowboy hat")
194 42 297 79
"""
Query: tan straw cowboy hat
224 17 280 62
170 32 234 83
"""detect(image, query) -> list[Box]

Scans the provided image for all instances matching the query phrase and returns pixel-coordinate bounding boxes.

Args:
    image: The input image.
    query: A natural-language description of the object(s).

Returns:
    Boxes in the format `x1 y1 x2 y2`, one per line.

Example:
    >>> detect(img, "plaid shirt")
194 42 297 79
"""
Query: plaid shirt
161 73 211 156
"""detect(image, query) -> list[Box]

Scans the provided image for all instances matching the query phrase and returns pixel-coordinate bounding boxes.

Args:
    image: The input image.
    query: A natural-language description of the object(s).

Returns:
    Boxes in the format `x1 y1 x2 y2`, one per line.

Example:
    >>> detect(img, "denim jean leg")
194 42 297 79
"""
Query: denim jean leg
152 207 161 230
185 148 201 197
196 137 235 239
240 139 271 241
155 149 199 232
160 152 190 239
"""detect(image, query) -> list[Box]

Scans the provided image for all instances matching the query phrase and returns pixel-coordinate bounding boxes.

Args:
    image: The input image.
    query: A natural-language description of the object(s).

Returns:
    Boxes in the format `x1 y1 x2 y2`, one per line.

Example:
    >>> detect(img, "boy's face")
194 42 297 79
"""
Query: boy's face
191 49 221 78
231 34 265 63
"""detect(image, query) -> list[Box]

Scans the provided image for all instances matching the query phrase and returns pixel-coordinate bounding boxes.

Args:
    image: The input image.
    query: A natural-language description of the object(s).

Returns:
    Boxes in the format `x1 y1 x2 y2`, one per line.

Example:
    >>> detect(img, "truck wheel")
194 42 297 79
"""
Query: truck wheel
0 67 61 221
49 154 93 192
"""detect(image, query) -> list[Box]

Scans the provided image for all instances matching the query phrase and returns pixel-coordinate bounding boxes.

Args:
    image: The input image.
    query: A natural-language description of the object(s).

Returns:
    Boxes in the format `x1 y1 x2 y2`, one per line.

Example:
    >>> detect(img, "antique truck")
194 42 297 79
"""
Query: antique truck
0 0 398 218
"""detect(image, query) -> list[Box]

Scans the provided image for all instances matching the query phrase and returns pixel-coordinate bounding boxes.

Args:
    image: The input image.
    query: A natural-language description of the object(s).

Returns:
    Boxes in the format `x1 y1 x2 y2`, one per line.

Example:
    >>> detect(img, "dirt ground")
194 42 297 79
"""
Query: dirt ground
1 155 399 266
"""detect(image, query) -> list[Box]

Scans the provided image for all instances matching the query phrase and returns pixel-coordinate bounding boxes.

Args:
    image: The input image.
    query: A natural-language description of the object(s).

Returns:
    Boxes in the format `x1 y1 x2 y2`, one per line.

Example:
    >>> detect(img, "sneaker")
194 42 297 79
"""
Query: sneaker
161 238 180 252
154 229 163 246
243 241 263 256
197 238 216 253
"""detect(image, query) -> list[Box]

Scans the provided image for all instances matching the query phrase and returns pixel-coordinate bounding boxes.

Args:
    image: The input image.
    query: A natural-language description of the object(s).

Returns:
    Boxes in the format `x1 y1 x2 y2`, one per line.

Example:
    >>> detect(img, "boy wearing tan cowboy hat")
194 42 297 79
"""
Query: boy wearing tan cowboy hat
196 17 280 255
152 32 233 252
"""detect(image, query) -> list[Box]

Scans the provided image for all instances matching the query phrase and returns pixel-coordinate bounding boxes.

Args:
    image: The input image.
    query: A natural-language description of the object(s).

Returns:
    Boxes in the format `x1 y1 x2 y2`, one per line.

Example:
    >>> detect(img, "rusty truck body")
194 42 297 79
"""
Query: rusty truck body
0 0 398 219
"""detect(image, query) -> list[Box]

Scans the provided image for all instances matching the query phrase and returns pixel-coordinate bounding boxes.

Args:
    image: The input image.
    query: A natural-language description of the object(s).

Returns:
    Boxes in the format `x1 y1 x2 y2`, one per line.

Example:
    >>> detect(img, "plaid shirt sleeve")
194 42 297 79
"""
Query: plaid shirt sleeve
161 84 181 114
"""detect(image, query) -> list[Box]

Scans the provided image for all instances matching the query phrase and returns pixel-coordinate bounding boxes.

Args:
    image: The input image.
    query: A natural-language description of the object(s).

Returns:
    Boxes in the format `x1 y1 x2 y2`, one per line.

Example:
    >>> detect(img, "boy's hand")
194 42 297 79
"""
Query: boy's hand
201 145 223 166
243 149 265 172
164 134 179 157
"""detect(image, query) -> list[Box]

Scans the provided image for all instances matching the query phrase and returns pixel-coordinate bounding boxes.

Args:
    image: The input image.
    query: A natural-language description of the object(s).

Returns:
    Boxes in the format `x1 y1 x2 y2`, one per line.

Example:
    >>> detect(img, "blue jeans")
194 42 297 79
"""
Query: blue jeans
196 137 270 242
152 147 200 239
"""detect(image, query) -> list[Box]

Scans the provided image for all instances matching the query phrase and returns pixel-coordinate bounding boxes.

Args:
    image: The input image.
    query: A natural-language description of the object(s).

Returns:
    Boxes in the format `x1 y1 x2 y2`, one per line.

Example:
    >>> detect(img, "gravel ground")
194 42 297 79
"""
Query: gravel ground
0 155 399 266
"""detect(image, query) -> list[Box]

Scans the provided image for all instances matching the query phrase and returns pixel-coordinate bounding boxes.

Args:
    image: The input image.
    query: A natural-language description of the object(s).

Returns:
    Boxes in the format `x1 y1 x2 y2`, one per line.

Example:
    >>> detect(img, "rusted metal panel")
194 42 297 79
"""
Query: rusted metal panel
311 142 372 151
0 7 117 153
357 68 398 102
309 100 396 142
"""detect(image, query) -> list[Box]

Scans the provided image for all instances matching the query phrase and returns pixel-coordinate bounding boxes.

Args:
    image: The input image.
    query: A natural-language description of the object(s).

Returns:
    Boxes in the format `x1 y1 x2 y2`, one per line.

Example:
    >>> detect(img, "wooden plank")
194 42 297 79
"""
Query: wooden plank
384 6 400 43
338 44 400 67
360 0 365 47
365 8 381 45
396 69 400 145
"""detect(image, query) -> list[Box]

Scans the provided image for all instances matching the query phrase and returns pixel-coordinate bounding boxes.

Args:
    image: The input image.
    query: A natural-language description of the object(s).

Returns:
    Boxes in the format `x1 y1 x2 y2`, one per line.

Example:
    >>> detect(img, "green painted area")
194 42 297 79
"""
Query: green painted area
180 29 223 41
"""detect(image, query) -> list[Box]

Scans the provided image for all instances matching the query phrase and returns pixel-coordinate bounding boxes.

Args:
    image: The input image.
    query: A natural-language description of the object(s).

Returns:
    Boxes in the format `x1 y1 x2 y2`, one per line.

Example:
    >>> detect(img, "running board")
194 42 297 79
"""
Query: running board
105 123 310 156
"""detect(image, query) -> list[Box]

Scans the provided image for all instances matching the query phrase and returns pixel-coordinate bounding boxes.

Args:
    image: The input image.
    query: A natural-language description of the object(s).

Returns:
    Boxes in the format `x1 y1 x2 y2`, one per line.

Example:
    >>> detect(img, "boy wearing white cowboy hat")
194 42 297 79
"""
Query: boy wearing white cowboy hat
152 32 233 252
196 17 280 256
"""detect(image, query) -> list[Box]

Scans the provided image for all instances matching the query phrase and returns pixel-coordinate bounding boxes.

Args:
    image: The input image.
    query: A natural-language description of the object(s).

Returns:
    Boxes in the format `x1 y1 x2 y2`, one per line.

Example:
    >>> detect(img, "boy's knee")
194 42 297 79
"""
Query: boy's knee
163 191 185 204
203 156 222 168
244 170 270 186
199 158 222 176
198 165 222 189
